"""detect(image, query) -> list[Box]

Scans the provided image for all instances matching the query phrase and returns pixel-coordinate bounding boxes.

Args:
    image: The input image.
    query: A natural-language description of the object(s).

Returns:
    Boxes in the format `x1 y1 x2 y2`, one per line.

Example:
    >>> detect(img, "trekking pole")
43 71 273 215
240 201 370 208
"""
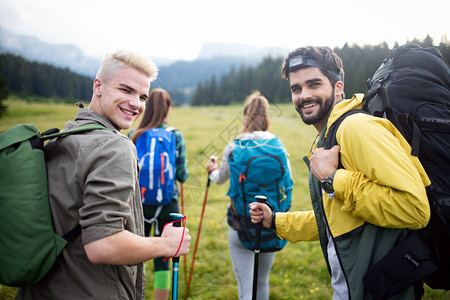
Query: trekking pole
170 212 185 300
252 195 267 300
180 184 188 284
185 177 211 299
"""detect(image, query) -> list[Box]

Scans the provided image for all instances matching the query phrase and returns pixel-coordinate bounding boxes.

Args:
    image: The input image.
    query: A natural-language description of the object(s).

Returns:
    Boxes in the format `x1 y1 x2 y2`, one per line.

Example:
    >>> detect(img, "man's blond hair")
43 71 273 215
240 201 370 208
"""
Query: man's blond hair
96 50 158 82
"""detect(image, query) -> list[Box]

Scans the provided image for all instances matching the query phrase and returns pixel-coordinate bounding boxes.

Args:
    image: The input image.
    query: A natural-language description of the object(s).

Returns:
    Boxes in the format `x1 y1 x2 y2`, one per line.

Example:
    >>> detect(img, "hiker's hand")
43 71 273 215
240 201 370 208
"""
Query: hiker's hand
249 202 272 229
310 145 340 181
162 224 191 257
207 155 219 174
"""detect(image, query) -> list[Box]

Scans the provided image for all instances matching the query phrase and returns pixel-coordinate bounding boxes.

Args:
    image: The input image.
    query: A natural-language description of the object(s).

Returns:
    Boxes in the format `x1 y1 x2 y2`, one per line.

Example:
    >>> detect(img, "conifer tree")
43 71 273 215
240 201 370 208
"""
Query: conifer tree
0 61 8 118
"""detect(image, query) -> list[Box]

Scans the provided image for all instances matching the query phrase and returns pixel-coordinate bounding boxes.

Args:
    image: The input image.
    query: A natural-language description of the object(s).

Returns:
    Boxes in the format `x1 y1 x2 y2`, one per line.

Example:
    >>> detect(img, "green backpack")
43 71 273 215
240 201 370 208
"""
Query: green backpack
0 123 104 287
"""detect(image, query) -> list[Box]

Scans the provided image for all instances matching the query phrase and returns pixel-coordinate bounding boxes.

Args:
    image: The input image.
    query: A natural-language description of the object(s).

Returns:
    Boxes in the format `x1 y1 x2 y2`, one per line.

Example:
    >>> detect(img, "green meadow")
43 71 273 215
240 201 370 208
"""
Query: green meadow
0 97 448 300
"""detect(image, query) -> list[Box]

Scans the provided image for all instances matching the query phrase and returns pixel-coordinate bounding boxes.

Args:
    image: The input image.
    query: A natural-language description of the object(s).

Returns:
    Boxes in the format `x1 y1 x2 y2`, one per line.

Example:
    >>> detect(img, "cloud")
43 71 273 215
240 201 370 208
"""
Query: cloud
0 0 448 61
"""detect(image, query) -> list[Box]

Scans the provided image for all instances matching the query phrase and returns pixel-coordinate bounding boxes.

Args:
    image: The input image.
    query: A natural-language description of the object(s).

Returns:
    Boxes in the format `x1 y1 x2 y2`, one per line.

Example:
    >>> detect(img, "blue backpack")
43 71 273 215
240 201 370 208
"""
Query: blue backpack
136 127 177 206
227 137 293 252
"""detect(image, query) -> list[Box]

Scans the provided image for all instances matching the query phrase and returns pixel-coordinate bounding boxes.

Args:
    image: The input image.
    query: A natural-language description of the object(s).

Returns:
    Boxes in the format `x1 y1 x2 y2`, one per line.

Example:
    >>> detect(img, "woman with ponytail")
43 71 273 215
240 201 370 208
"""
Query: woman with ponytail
206 91 292 300
131 88 189 300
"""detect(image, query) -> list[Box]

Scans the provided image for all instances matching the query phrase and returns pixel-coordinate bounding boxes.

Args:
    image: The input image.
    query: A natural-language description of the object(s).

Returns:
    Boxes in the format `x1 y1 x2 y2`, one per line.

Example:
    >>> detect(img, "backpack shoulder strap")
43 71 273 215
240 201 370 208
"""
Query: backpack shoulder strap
40 124 106 141
325 109 366 150
325 109 367 169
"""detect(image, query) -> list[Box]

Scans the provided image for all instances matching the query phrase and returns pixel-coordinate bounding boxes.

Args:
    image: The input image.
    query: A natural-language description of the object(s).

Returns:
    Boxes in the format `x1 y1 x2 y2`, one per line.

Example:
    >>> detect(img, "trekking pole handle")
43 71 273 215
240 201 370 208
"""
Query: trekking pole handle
254 195 267 250
170 213 185 263
252 195 266 300
170 212 184 223
254 195 267 204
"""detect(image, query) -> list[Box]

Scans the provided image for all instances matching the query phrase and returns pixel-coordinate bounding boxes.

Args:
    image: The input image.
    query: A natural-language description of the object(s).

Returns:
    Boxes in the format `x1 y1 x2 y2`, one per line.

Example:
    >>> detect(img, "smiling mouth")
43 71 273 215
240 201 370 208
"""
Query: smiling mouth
120 107 137 116
302 103 317 109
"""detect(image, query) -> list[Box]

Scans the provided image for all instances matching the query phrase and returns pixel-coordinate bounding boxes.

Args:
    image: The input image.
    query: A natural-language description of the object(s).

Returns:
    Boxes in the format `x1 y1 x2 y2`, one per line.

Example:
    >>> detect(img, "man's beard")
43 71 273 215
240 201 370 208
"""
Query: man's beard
295 93 335 125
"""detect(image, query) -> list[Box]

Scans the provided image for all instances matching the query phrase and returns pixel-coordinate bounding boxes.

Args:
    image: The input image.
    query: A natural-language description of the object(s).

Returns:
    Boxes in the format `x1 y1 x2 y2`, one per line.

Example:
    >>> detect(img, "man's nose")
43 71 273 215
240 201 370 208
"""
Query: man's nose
299 88 313 101
129 95 141 108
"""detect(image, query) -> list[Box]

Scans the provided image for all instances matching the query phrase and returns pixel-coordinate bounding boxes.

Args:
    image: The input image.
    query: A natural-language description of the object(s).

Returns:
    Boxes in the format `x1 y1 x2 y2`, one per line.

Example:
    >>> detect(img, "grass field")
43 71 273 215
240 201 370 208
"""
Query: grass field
0 97 448 299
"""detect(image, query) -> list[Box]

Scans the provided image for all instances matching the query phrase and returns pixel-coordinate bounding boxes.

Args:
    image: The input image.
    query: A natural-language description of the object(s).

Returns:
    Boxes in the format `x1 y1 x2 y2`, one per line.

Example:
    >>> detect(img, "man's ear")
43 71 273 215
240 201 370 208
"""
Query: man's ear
335 81 344 100
93 79 102 96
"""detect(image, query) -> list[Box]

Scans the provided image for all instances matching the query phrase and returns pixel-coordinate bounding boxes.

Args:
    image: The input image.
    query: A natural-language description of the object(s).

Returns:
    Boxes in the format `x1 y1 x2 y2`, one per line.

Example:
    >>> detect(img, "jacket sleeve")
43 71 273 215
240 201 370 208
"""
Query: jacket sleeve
275 210 319 242
80 135 136 244
174 129 189 183
333 114 431 229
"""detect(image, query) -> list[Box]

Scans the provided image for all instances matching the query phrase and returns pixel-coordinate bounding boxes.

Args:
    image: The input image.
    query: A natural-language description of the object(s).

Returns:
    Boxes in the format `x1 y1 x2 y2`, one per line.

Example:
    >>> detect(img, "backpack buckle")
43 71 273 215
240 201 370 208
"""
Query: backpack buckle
401 113 410 123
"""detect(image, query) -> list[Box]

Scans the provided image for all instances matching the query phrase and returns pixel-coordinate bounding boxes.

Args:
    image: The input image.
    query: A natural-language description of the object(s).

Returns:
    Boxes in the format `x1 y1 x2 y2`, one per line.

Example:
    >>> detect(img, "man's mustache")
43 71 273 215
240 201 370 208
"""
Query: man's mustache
295 99 320 112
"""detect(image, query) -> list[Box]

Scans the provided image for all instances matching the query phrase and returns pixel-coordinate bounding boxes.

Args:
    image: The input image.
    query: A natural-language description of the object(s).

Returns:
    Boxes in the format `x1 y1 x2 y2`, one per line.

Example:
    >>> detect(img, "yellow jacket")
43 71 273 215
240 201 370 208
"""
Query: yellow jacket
275 94 431 299
276 93 430 242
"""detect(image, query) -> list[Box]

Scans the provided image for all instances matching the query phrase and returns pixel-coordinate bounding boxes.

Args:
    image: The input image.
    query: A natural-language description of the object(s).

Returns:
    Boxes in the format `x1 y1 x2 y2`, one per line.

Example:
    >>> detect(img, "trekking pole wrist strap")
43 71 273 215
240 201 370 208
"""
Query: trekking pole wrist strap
162 215 187 261
271 211 276 230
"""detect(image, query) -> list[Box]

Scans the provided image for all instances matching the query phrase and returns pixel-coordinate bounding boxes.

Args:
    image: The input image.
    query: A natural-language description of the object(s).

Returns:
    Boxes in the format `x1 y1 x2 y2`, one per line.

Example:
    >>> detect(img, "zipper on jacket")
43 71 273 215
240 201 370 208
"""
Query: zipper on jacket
306 151 352 299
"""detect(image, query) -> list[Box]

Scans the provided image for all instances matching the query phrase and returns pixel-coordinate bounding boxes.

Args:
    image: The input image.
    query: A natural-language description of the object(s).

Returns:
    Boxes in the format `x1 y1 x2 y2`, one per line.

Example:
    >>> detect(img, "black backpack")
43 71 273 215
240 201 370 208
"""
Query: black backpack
325 44 450 299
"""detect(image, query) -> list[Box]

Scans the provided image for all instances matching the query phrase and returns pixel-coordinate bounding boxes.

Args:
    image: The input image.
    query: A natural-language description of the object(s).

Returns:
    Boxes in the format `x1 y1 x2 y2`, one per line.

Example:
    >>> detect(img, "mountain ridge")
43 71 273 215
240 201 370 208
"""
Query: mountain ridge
0 26 290 104
0 26 288 77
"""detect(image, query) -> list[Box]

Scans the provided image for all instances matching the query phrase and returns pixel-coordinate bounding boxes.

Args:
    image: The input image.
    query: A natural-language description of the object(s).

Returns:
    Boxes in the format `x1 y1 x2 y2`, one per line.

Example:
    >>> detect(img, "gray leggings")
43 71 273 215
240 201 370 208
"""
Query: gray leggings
228 227 276 300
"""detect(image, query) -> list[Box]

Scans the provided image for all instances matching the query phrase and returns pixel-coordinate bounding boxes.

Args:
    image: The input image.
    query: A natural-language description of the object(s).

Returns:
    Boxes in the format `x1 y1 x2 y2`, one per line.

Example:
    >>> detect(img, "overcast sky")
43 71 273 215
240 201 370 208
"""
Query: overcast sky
0 0 448 61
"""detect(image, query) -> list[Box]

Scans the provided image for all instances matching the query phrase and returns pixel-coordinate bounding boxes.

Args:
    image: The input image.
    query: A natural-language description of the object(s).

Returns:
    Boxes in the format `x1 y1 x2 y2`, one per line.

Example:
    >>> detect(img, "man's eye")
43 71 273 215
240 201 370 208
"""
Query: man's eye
120 88 130 93
140 97 147 102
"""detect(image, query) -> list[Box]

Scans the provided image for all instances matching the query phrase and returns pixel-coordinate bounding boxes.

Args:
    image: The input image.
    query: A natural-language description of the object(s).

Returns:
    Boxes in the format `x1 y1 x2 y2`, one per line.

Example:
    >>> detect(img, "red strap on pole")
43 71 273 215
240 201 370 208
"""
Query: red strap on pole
162 215 187 262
